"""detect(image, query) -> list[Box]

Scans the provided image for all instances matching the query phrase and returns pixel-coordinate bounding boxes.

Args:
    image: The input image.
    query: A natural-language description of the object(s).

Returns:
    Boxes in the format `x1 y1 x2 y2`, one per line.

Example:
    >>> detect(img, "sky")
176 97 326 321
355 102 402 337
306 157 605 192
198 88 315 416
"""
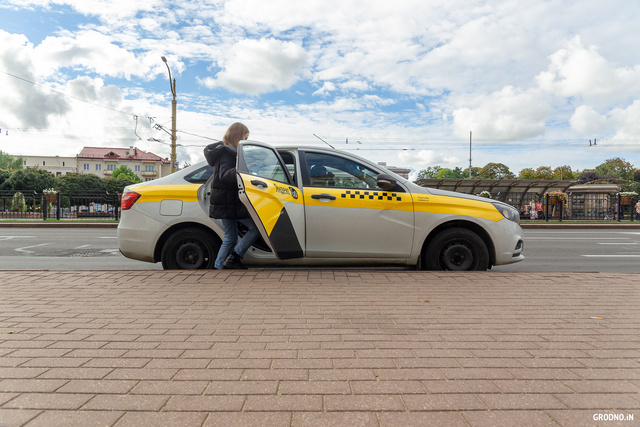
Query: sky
1 0 640 180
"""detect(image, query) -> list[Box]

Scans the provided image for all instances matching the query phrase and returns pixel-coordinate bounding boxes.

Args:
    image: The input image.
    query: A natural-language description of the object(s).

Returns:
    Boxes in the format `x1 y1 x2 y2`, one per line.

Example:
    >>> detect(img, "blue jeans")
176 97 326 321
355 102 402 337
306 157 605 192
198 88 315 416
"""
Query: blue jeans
215 218 260 269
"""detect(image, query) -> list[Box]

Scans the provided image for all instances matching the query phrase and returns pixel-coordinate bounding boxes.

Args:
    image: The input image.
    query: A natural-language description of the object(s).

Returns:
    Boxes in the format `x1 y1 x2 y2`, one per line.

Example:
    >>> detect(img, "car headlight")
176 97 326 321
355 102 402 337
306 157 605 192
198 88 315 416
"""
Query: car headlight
492 202 520 224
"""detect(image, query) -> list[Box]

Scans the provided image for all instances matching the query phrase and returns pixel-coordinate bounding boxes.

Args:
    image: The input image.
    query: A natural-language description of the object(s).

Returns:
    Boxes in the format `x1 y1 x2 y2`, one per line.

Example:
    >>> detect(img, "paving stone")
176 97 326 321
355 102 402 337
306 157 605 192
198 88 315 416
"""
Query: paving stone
24 410 124 427
0 270 639 422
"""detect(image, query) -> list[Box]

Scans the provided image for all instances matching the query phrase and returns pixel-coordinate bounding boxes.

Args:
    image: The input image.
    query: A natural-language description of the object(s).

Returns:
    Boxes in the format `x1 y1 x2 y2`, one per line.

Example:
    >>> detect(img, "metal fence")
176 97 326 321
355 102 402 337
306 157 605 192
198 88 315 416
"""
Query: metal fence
0 190 120 220
518 193 638 221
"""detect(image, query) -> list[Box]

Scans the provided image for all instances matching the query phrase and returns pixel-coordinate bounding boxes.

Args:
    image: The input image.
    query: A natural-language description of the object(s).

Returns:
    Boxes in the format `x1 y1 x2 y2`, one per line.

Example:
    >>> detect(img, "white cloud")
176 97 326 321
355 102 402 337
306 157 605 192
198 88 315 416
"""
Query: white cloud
3 0 640 173
537 36 640 102
200 38 307 95
339 80 370 92
34 30 155 79
452 86 552 141
53 0 159 21
0 30 70 129
313 82 336 97
398 149 461 169
610 100 640 142
569 105 609 134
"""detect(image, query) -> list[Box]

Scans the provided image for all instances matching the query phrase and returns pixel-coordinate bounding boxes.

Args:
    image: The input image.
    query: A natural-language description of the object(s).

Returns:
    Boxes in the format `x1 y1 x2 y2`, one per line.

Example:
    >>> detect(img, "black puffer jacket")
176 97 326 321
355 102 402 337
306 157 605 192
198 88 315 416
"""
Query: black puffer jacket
204 142 249 219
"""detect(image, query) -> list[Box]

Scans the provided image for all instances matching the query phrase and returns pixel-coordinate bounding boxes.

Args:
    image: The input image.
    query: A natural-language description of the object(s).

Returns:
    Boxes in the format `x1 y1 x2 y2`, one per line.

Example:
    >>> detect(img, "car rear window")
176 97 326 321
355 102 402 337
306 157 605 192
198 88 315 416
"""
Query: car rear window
184 166 213 183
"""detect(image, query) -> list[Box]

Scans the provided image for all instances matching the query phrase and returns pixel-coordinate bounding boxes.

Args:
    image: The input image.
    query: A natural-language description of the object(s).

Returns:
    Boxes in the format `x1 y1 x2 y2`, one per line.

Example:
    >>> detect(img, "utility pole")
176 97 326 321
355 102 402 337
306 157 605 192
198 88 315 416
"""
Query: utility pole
161 56 177 173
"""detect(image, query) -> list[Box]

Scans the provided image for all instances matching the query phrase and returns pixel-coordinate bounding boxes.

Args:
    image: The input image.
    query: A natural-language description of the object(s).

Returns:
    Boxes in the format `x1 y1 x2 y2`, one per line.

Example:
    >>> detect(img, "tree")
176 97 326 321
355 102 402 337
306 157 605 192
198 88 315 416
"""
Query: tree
518 168 536 180
111 165 142 183
577 169 598 183
594 157 634 181
552 165 574 180
461 167 481 178
534 166 553 180
435 167 466 179
0 169 11 190
104 177 138 195
0 150 23 171
56 173 105 193
478 163 515 179
415 166 443 180
8 168 56 192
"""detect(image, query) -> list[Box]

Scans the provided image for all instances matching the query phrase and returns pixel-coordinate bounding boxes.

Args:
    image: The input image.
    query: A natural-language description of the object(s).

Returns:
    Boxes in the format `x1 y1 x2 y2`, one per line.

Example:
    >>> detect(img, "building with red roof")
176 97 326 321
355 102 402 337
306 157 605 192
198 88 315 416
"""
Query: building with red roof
77 147 171 181
20 146 171 181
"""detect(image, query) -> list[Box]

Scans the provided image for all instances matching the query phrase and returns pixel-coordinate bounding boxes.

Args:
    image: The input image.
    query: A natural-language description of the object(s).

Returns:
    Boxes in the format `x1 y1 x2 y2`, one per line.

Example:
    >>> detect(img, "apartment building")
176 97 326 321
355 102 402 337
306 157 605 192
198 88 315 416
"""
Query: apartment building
22 156 77 177
77 147 171 181
20 147 171 181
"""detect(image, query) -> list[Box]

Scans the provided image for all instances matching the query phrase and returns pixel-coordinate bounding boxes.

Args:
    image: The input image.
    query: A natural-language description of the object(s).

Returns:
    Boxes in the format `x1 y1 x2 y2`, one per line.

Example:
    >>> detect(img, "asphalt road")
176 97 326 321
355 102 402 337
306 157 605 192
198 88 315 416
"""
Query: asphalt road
492 229 640 273
0 227 639 272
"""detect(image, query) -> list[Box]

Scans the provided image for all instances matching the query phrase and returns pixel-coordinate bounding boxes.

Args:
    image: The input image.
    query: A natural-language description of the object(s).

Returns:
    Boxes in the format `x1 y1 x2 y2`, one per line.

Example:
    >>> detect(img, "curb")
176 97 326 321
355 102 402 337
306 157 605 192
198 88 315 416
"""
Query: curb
0 222 118 228
520 223 640 229
1 222 639 229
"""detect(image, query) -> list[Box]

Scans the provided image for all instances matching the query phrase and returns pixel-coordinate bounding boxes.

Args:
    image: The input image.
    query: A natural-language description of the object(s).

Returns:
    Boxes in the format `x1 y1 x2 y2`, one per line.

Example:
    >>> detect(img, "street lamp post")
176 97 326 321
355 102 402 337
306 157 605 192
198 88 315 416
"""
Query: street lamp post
161 56 177 173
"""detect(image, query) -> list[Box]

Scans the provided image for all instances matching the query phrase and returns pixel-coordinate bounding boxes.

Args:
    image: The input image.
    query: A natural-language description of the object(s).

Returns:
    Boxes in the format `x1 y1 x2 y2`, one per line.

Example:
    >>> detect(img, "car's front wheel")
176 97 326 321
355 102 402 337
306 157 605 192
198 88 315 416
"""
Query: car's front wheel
424 228 489 271
161 227 219 269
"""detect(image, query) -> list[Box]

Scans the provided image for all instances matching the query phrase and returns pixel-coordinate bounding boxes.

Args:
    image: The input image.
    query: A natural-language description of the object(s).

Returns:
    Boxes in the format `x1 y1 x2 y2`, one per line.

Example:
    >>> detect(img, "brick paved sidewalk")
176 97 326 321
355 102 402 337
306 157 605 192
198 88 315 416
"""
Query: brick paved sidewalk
0 270 639 427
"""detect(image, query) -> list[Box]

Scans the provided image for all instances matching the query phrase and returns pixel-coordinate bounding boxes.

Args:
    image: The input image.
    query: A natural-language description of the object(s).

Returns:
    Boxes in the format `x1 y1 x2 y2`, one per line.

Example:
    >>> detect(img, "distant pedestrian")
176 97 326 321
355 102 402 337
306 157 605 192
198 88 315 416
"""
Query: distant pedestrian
529 199 538 220
635 200 640 221
204 122 260 269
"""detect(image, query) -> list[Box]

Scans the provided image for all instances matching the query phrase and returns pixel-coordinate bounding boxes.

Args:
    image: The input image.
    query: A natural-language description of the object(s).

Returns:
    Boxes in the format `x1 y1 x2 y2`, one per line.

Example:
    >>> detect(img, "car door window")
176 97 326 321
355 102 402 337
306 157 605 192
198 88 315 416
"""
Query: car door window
184 165 213 183
243 144 290 184
305 152 379 189
278 151 297 185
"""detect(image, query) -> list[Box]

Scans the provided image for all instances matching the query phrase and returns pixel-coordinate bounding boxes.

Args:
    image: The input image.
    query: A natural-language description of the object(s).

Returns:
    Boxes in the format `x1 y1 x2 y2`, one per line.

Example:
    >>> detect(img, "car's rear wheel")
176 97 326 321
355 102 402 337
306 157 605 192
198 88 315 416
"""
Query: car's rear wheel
161 227 219 270
424 228 489 271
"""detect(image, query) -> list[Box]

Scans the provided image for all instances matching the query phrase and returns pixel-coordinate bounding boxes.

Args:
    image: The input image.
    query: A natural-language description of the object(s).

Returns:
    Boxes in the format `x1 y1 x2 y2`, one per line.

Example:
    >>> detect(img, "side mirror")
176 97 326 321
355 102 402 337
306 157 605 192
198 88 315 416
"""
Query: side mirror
377 173 397 191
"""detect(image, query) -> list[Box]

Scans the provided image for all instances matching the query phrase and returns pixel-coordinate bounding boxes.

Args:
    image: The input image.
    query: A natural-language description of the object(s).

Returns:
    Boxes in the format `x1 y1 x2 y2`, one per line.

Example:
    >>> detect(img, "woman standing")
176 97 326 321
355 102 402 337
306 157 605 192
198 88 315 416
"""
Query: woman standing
204 122 260 269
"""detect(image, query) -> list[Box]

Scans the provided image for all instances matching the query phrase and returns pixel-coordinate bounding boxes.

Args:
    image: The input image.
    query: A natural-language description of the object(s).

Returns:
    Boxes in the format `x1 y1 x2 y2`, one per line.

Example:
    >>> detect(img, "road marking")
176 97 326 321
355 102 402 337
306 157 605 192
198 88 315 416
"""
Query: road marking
527 237 628 240
15 243 51 254
598 242 638 245
99 237 118 239
0 236 35 240
582 255 640 257
75 244 91 249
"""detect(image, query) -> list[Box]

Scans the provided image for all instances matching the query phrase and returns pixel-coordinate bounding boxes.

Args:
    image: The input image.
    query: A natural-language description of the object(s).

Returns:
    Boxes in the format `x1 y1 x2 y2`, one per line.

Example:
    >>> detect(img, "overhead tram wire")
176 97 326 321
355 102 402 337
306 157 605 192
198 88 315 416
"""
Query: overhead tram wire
1 69 208 147
6 70 633 150
0 69 138 117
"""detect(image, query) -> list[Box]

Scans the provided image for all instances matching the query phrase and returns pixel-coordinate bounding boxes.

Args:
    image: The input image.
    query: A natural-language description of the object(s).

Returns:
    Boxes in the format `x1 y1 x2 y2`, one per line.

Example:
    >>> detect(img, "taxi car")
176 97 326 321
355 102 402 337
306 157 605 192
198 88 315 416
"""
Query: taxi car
117 140 524 270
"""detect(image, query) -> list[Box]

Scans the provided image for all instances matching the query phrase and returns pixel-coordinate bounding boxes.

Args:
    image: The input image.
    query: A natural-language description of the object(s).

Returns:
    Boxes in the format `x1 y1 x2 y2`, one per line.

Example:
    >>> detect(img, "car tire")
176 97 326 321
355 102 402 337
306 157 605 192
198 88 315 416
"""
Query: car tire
424 228 489 271
161 227 219 270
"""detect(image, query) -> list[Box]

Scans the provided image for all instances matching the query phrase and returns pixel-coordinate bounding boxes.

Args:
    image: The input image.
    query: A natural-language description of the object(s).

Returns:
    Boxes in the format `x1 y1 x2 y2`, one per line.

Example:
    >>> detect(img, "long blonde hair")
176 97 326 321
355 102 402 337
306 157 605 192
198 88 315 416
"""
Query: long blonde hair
222 122 249 148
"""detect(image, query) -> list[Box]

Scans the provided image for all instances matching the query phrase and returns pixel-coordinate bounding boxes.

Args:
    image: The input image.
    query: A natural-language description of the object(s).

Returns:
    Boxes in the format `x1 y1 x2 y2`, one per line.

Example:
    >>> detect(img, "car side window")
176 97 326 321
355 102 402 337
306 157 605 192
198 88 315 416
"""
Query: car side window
278 151 297 185
243 145 290 185
305 152 379 189
184 165 213 183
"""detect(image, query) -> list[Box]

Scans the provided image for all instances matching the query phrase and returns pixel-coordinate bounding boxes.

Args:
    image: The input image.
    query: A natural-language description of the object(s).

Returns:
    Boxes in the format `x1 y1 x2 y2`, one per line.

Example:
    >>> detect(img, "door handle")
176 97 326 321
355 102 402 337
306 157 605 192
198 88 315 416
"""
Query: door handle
311 193 336 201
251 179 268 188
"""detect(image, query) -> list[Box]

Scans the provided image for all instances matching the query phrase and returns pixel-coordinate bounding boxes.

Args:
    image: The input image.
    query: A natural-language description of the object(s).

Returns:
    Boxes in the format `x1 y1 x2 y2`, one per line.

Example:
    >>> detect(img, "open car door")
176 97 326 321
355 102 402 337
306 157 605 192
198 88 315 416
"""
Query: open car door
236 141 305 260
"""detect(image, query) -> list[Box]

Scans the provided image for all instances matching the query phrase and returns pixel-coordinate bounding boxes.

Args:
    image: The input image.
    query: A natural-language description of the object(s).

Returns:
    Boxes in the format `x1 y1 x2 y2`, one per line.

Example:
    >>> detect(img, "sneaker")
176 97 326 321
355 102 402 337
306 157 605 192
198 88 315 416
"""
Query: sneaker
223 251 246 269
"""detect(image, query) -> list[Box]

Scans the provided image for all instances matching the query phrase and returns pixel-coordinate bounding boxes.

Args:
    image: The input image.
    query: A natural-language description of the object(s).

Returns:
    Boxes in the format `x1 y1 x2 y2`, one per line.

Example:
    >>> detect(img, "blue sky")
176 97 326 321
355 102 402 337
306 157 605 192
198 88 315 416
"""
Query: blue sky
1 0 640 178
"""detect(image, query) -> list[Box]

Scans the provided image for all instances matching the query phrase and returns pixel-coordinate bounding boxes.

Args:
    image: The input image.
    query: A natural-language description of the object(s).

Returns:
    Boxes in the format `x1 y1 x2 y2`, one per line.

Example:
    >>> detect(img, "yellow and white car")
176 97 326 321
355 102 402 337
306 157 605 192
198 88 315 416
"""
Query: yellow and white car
118 141 524 270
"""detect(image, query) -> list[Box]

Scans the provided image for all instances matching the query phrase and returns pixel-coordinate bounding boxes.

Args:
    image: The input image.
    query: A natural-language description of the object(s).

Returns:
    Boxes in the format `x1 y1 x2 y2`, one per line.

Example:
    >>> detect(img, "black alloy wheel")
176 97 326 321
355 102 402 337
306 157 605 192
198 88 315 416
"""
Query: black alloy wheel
424 227 489 271
161 227 218 269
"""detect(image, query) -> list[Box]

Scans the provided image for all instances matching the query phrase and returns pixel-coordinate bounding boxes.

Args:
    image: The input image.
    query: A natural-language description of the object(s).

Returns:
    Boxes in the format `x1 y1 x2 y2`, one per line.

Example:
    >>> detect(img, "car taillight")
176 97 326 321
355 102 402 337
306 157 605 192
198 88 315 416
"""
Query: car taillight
121 191 141 210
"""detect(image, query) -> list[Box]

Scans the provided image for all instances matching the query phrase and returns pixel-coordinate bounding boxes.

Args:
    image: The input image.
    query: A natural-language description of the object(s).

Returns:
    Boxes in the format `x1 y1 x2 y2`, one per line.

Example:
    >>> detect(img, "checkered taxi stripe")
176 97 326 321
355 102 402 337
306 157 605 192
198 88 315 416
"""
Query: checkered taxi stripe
341 190 402 201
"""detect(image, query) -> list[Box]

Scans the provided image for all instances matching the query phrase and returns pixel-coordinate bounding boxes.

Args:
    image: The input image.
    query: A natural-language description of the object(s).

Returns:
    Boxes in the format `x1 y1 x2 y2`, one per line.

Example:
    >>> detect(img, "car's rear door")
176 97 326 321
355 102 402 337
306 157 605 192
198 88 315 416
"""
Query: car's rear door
236 141 305 260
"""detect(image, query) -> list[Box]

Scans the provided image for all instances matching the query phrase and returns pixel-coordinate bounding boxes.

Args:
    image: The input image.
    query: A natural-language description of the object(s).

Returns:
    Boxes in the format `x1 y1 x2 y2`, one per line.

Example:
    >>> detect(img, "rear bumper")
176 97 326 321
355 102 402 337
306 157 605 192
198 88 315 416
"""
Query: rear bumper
117 209 164 263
